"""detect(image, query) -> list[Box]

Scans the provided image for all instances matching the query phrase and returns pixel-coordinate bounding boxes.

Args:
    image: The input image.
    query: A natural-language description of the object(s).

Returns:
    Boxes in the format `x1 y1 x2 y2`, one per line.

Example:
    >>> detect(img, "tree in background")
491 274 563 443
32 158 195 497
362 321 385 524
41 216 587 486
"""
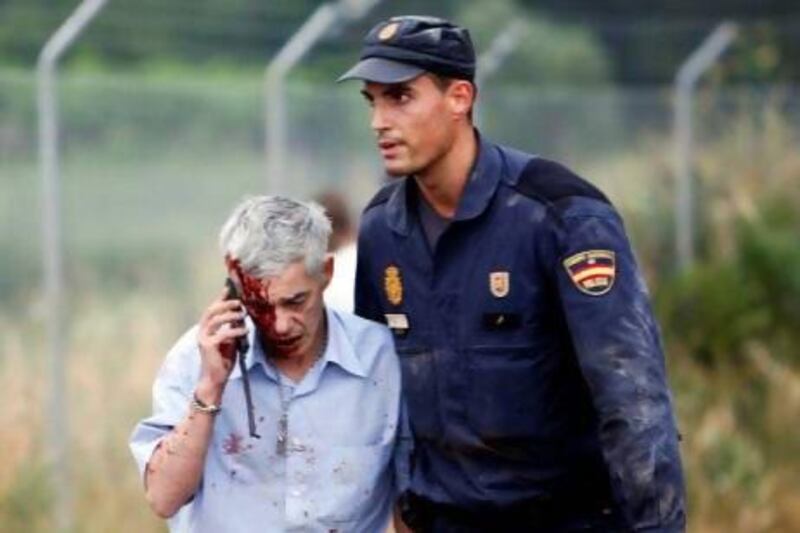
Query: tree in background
1 0 798 84
518 0 800 83
458 0 611 86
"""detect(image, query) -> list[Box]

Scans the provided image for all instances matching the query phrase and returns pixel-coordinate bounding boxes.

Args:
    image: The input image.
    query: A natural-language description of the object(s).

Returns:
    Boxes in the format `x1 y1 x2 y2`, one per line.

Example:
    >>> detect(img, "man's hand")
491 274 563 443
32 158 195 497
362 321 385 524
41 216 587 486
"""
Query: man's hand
196 289 248 403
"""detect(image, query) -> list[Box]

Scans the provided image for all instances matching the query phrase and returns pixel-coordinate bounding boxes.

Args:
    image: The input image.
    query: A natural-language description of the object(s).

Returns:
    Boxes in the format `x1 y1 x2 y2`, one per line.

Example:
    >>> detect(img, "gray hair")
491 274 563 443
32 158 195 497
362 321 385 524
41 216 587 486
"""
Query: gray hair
219 195 332 278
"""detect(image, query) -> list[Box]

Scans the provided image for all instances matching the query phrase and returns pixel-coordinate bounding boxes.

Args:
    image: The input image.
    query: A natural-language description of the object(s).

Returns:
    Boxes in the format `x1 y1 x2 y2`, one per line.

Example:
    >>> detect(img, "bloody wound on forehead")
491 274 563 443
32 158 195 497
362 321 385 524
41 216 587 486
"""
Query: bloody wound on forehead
231 259 276 334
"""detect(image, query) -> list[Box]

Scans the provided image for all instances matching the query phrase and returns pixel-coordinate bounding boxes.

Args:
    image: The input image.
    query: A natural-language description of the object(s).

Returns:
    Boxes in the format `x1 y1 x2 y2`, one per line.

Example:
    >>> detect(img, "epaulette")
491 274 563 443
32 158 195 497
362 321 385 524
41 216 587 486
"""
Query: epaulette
512 157 610 206
363 179 402 212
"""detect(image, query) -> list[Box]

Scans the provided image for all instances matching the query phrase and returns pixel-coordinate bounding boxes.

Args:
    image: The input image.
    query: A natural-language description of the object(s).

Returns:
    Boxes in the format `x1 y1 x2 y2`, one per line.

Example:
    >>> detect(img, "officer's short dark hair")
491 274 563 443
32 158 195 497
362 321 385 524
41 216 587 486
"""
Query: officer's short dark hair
428 73 477 122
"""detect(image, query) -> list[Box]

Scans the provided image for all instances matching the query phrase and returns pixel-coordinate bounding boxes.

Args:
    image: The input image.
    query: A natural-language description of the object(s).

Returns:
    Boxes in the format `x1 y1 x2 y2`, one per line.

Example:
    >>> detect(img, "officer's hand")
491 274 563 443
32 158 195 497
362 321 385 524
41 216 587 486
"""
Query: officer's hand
196 289 248 398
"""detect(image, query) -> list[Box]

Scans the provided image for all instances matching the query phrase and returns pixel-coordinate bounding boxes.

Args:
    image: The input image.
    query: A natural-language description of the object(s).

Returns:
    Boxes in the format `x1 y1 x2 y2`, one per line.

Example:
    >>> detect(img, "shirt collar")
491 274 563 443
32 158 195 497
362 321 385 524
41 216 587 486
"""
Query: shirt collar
228 307 367 382
321 307 369 379
385 129 502 235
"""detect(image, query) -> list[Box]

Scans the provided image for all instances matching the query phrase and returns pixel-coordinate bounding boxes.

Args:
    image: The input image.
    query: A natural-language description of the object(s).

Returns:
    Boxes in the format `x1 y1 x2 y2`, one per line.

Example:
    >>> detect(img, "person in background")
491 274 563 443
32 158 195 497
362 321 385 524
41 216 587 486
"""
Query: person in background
339 15 686 532
317 190 359 313
130 195 401 532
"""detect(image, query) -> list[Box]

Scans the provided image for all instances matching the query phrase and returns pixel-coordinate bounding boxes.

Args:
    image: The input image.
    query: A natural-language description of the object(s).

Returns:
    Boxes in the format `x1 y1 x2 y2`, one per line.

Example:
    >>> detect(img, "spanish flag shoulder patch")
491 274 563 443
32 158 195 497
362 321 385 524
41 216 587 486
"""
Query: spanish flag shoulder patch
563 250 616 296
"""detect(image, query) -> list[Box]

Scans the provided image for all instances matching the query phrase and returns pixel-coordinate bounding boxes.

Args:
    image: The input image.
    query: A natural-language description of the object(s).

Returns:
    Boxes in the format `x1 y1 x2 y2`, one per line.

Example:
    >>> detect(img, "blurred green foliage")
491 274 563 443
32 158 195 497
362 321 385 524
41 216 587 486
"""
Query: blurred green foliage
460 0 612 85
655 106 800 367
645 106 800 529
1 0 799 83
657 258 769 367
655 201 800 368
520 0 800 83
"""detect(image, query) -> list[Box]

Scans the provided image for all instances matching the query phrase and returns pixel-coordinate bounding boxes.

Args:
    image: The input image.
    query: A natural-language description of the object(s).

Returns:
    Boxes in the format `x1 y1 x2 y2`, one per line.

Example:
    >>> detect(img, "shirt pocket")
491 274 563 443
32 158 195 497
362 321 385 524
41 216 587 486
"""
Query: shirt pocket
315 441 393 526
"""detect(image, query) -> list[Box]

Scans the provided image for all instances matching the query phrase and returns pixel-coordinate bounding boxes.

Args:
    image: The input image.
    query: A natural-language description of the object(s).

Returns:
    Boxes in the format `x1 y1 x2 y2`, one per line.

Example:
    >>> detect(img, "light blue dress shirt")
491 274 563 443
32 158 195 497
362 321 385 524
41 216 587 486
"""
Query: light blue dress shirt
130 307 401 533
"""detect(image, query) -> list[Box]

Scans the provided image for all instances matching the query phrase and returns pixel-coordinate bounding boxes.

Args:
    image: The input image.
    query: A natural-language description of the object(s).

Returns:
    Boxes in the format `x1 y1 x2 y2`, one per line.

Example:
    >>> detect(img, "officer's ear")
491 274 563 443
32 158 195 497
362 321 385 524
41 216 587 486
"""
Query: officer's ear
446 80 475 121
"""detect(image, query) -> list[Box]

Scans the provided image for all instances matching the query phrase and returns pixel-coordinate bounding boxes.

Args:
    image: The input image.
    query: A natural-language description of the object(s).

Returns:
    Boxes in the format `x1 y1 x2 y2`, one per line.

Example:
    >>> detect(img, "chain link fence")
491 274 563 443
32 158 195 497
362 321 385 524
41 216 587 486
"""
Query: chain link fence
2 70 798 302
1 67 799 531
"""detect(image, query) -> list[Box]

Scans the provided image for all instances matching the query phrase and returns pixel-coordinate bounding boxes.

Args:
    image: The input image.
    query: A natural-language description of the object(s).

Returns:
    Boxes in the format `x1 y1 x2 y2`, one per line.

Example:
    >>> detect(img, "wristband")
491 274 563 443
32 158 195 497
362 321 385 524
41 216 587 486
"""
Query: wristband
191 392 222 415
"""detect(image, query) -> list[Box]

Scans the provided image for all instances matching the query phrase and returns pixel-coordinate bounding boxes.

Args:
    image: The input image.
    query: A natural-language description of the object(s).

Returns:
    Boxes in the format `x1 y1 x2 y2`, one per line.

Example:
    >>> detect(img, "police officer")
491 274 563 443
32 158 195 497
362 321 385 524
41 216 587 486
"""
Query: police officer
338 15 686 532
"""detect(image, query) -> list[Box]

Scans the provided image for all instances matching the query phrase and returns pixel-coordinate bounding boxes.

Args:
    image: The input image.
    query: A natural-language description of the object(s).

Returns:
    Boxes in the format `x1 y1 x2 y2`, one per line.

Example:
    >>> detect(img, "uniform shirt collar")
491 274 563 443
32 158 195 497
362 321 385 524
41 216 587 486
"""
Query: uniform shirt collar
229 307 367 382
385 129 502 235
453 130 502 221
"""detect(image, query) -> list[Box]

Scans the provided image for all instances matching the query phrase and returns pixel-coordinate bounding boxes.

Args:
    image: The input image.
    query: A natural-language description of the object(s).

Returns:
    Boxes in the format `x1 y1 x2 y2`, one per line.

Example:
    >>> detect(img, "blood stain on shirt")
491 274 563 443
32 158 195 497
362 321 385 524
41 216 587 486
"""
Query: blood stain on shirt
223 432 244 455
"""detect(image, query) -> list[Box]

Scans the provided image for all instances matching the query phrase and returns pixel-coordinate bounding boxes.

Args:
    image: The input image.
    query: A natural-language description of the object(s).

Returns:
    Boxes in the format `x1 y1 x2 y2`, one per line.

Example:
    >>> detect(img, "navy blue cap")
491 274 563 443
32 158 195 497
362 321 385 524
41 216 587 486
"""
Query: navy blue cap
337 16 476 83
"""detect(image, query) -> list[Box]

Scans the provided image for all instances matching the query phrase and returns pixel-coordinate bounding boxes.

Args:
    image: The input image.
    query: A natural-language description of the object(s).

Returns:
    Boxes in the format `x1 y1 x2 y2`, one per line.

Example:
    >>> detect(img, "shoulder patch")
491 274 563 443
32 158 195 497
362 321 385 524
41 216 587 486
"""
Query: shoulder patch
363 179 402 212
512 157 609 206
563 249 616 296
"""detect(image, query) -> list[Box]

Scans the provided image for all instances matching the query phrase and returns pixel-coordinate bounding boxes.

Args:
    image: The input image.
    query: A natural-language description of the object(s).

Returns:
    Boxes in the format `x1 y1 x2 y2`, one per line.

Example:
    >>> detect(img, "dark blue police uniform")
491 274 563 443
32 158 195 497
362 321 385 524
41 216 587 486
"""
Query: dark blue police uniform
354 135 686 532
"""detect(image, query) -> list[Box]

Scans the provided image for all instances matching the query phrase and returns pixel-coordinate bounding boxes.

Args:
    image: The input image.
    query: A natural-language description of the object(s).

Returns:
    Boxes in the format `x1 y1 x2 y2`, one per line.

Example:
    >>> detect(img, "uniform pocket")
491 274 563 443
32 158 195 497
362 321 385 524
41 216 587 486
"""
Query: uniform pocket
467 345 543 439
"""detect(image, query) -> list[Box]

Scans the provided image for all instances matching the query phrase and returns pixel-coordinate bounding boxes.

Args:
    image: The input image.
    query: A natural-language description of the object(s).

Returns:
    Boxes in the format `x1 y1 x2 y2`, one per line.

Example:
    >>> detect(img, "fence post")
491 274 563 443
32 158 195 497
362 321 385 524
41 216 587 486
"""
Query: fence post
475 20 527 128
673 22 737 270
264 0 381 192
37 1 109 530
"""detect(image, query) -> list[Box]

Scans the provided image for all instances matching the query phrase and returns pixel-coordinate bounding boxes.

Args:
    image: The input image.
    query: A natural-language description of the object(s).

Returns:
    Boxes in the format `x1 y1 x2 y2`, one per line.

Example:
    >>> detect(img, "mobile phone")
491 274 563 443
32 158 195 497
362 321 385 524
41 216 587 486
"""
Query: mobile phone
224 277 259 438
224 278 249 353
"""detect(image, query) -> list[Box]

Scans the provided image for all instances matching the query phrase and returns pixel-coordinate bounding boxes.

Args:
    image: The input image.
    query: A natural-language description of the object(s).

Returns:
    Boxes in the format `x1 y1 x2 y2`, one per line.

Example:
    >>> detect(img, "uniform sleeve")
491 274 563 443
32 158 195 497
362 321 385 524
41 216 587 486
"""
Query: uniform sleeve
548 200 686 532
354 219 385 324
129 328 198 484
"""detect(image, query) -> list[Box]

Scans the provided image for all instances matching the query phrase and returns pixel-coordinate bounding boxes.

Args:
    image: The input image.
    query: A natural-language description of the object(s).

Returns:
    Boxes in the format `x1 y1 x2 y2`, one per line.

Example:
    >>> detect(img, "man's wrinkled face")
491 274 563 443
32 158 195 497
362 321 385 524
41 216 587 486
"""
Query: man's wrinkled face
361 75 458 177
227 258 330 361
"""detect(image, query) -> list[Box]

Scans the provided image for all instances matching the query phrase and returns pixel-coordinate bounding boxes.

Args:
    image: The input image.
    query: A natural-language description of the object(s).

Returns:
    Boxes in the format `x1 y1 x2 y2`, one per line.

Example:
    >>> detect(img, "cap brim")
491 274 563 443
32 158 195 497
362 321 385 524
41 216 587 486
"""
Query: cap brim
336 57 425 84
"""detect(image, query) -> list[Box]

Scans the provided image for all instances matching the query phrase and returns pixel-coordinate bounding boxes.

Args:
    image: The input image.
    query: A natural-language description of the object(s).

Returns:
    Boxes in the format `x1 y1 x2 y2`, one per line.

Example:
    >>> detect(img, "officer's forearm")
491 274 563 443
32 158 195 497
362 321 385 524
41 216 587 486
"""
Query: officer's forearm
144 383 221 519
588 365 683 530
